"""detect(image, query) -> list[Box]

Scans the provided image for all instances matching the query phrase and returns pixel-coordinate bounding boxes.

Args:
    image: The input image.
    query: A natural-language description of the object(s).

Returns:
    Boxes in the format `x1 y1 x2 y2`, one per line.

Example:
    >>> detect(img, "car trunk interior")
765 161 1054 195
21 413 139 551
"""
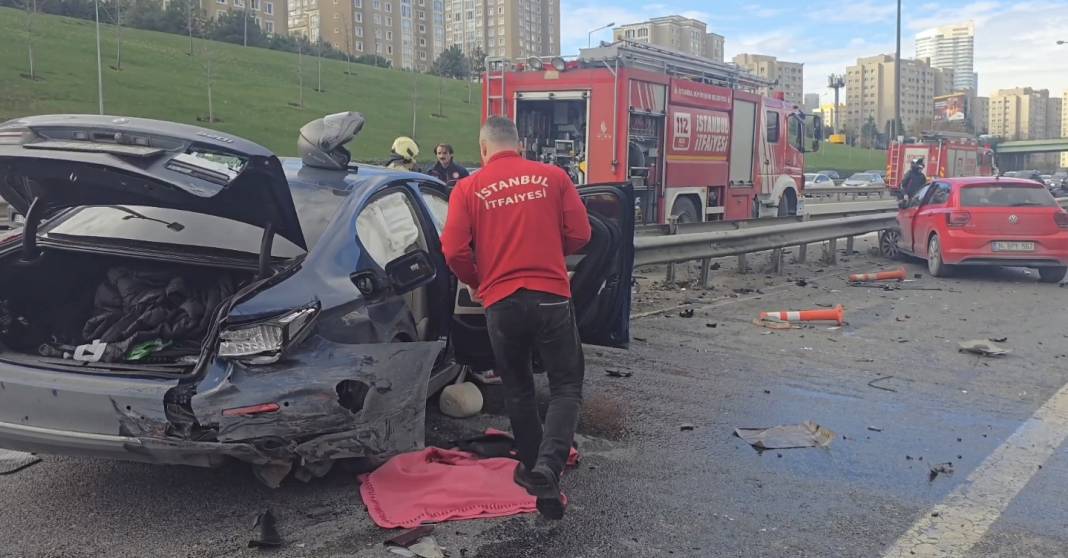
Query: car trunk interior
0 247 252 375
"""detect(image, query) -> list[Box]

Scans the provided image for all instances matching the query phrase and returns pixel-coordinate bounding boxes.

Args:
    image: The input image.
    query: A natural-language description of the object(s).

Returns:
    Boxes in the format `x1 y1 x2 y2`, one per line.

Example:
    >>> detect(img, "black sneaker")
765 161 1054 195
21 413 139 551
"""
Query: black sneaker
513 463 565 520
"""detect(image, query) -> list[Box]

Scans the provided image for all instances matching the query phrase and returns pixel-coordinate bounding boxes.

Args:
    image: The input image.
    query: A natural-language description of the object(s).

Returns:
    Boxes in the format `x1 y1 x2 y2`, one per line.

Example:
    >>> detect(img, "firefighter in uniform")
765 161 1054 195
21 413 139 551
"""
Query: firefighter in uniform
441 116 591 521
898 157 927 205
426 143 470 186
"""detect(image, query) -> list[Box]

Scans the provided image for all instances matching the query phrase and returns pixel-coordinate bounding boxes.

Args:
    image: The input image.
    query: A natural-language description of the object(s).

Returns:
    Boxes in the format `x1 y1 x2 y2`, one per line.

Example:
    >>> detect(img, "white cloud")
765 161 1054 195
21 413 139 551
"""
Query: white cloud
808 0 896 24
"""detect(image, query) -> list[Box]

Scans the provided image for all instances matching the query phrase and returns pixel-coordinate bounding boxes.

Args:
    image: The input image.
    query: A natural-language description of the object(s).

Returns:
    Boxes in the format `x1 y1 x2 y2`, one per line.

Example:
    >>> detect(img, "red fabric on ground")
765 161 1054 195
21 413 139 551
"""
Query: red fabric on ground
360 447 539 528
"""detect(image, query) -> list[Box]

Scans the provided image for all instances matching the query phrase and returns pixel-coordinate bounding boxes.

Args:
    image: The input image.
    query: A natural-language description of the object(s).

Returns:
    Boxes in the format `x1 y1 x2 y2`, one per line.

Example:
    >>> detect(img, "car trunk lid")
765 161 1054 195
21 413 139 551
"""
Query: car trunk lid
0 115 306 250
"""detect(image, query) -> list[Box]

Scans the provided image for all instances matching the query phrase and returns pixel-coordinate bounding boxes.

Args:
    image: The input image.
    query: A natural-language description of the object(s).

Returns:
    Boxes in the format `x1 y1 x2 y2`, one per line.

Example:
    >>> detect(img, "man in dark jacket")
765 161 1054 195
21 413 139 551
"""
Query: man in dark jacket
426 143 469 185
441 117 591 520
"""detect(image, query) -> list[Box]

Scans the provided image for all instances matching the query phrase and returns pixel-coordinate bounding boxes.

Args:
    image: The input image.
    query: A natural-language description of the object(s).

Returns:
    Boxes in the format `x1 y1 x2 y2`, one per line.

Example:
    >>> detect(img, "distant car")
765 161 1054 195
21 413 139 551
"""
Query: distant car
816 170 841 181
804 173 835 188
843 172 886 187
864 169 887 180
880 177 1068 282
0 114 635 485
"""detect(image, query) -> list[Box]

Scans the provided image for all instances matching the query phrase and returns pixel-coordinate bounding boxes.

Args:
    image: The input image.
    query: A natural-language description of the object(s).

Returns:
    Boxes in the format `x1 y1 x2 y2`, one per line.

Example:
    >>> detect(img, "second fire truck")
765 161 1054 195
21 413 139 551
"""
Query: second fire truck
885 131 995 191
482 40 823 225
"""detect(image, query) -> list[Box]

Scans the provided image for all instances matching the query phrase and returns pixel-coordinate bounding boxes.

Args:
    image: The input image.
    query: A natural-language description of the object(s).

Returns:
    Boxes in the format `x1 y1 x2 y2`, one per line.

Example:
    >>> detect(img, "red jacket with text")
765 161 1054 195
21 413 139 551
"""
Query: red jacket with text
441 151 592 309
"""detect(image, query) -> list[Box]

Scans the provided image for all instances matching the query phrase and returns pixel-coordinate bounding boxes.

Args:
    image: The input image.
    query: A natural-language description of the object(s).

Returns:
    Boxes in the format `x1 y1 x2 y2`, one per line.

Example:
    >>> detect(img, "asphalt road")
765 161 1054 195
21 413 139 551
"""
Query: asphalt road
2 236 1068 558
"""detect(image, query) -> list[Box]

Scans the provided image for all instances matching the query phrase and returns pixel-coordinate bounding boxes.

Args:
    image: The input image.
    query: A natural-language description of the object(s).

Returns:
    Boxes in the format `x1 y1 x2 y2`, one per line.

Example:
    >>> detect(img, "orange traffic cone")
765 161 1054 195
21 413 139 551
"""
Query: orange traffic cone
849 266 906 283
759 304 845 325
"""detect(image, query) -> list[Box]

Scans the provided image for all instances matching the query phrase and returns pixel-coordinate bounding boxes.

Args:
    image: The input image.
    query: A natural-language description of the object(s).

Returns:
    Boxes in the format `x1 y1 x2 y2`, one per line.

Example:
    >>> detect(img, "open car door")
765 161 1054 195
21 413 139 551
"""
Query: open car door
450 183 635 370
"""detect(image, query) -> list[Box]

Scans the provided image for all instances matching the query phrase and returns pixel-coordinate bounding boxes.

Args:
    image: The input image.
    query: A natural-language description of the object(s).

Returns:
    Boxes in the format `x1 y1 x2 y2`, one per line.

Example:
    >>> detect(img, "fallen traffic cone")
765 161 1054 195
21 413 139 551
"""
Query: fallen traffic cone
849 266 906 283
759 304 845 325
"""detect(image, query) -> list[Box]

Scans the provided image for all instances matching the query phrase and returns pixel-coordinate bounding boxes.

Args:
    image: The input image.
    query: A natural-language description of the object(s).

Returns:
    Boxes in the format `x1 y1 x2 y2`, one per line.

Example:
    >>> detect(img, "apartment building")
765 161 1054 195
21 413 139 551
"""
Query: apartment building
732 53 804 105
1062 90 1068 169
289 0 445 71
444 0 560 60
202 0 287 35
844 54 950 135
804 93 820 112
971 95 989 135
613 16 724 62
988 87 1051 141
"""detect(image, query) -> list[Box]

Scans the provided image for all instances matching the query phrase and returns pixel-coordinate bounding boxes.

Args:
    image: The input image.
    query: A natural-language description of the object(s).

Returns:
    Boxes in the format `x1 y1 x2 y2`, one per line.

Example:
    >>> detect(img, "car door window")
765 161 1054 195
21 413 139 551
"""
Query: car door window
420 189 449 234
924 182 951 206
355 190 427 269
908 185 931 208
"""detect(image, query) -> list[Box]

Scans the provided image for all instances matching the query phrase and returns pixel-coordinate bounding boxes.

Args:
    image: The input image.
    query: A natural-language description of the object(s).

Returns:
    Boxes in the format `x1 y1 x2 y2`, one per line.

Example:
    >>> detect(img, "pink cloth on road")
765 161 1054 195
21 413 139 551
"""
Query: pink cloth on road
360 447 539 528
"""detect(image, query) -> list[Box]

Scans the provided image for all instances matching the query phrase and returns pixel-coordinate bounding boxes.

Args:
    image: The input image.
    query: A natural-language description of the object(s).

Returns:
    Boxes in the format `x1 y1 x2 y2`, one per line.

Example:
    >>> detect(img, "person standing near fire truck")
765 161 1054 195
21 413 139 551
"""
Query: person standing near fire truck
441 116 591 520
899 157 928 204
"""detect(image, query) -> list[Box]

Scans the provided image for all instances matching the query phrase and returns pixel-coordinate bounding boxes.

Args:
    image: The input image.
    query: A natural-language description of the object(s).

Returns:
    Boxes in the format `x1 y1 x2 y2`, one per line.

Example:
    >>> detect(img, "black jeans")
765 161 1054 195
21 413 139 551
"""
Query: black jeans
485 289 584 477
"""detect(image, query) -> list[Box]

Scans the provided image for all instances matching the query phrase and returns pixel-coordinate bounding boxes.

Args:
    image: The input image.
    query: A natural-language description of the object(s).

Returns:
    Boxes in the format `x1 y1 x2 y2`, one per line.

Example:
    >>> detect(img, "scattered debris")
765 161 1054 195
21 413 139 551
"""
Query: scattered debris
763 389 771 394
856 358 875 363
706 323 718 328
914 273 923 279
989 336 1008 343
867 376 897 393
710 262 721 270
896 338 910 344
795 279 808 287
959 339 1011 357
679 309 695 318
867 426 884 433
605 369 633 378
248 509 284 549
386 526 436 549
633 336 648 343
0 449 41 475
753 318 801 330
929 462 955 482
680 423 696 431
733 288 755 295
734 421 836 450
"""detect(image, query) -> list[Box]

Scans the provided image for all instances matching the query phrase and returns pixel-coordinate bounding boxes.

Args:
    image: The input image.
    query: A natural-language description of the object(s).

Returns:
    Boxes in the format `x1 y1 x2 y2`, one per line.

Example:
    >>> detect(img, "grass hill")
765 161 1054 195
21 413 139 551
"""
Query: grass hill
805 143 888 177
0 7 483 163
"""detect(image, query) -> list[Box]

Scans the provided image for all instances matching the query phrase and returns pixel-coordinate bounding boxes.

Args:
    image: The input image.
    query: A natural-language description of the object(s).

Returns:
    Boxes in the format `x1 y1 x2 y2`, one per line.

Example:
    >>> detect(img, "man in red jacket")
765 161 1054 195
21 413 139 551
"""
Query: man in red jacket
441 116 591 520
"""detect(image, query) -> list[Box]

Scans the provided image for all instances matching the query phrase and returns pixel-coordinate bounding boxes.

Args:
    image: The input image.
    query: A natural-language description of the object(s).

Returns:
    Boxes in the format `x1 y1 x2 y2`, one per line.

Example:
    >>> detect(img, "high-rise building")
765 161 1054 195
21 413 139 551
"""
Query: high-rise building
444 0 560 60
289 0 445 71
613 16 724 62
915 21 976 92
804 93 820 112
844 54 949 135
971 96 989 135
732 54 804 105
988 87 1051 141
201 0 288 36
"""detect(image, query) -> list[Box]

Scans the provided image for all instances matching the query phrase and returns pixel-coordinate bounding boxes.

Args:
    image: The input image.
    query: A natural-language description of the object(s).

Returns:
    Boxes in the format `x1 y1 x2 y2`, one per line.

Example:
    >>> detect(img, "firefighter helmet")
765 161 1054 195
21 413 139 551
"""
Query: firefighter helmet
391 136 420 162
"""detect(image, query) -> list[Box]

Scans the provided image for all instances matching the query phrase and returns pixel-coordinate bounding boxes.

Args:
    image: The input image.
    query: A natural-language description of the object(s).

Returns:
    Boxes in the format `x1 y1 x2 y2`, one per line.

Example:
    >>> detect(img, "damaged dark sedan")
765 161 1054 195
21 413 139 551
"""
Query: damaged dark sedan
0 114 634 486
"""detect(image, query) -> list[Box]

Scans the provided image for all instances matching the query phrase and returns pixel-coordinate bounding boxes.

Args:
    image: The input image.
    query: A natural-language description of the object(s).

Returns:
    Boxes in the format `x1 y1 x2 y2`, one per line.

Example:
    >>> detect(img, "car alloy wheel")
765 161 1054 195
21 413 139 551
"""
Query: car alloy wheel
879 229 901 259
928 235 952 277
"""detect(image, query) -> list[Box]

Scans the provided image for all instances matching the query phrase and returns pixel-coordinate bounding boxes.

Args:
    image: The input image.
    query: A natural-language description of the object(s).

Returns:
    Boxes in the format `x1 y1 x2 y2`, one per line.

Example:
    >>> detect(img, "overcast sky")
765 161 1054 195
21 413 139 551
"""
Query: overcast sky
561 0 1068 103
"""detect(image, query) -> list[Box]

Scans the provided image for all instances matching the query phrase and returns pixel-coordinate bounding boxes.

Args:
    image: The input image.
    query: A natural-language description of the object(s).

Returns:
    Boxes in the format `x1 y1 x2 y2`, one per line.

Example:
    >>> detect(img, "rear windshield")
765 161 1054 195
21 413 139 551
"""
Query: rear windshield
43 206 305 258
959 184 1057 208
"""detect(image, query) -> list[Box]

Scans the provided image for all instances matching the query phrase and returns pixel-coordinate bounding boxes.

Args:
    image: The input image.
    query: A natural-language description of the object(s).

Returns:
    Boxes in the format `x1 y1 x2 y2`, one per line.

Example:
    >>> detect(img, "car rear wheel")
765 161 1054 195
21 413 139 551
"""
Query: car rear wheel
879 229 902 259
927 235 953 277
1038 266 1067 284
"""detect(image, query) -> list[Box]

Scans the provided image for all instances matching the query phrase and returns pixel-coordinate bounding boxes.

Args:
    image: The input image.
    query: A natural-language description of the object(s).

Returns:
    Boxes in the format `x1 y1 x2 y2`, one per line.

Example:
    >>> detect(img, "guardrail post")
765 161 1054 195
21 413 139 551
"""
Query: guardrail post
664 215 679 285
797 243 808 263
699 258 712 288
770 248 784 275
823 238 838 265
846 236 855 255
737 253 748 274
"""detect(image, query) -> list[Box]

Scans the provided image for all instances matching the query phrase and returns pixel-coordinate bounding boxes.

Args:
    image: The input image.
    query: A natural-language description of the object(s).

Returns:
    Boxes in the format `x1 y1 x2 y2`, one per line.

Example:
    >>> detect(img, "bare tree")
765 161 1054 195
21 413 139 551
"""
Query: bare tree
187 0 195 56
298 41 305 108
24 0 36 80
197 39 216 122
316 37 323 92
114 0 123 70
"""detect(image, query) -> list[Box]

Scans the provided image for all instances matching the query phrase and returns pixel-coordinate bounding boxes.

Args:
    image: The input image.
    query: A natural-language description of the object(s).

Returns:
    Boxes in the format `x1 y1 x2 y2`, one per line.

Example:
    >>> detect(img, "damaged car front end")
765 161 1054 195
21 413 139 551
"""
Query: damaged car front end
0 114 456 485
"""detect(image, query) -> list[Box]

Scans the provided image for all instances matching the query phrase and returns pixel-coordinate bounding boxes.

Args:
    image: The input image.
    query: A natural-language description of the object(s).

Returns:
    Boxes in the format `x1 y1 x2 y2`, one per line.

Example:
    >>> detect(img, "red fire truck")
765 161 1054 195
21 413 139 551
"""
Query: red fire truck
886 131 995 191
482 41 822 224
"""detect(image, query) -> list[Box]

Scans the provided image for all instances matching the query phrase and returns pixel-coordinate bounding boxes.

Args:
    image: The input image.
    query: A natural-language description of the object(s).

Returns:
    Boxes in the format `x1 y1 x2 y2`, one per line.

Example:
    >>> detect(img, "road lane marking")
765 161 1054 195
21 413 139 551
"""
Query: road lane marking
883 381 1068 557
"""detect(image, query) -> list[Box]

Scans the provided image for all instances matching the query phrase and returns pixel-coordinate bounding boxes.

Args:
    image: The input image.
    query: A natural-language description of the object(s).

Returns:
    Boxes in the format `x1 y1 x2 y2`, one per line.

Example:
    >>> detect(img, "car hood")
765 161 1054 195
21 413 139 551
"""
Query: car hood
0 115 306 250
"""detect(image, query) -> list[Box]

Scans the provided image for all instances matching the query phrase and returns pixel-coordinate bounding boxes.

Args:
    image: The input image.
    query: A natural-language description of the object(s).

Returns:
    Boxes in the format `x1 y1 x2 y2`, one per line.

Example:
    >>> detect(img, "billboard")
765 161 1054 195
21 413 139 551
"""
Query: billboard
934 93 968 122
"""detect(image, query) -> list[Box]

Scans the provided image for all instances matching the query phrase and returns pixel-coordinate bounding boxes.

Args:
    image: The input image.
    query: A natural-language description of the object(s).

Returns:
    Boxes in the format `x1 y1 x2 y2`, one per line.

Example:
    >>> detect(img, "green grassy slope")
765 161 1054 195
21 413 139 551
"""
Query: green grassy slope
805 143 888 176
0 7 483 163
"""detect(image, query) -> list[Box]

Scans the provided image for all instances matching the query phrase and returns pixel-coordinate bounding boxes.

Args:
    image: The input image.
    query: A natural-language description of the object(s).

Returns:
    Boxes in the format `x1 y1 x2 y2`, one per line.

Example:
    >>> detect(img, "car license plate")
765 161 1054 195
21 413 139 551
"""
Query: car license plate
992 241 1035 252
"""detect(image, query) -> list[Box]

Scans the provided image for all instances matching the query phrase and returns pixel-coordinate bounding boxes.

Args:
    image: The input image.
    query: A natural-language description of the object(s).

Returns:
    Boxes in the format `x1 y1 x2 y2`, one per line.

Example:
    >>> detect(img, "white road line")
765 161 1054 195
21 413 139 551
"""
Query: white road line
883 381 1068 557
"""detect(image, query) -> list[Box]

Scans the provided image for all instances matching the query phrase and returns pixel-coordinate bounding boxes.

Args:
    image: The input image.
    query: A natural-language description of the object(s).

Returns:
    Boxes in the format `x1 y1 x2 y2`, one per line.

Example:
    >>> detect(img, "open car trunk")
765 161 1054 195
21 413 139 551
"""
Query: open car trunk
0 248 252 376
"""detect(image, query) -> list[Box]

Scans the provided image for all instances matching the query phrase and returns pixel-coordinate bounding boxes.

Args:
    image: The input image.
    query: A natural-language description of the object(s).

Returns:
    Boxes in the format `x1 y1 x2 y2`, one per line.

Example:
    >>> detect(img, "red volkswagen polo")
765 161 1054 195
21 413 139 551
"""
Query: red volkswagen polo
881 177 1068 282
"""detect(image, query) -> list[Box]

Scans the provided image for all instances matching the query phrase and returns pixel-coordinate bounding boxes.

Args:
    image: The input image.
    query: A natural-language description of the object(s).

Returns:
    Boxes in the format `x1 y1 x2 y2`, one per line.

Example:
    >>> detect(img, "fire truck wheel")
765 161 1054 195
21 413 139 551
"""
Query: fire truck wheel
777 191 798 217
671 197 701 224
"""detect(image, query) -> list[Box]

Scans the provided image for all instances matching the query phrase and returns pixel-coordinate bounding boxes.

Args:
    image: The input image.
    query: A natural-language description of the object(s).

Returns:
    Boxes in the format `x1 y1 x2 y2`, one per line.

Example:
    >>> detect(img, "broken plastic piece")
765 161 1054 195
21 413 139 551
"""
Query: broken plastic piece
0 449 41 475
929 462 955 482
605 369 633 378
680 423 696 431
248 509 283 548
959 339 1011 357
734 421 836 450
385 526 435 549
679 308 695 318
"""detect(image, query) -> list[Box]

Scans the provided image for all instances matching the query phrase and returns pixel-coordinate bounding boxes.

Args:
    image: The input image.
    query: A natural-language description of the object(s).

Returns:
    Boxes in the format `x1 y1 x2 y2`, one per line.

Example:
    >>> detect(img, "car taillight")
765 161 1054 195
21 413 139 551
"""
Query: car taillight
218 307 317 364
1055 211 1068 229
947 211 971 227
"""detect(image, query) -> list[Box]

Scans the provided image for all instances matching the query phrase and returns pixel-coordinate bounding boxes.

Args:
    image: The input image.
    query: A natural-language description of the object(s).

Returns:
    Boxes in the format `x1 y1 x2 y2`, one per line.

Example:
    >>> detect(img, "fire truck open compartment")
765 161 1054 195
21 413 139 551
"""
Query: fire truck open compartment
515 94 588 182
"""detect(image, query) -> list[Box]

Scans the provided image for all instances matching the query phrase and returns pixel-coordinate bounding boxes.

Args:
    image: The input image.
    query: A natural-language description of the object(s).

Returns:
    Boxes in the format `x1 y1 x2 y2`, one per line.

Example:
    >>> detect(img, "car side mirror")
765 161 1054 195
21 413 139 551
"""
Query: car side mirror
384 250 437 295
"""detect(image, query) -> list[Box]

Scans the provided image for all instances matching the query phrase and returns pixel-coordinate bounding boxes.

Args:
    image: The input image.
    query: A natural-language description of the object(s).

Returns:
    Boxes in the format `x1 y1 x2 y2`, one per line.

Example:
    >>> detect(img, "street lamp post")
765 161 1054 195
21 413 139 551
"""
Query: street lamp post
588 22 615 48
893 0 901 140
95 0 104 114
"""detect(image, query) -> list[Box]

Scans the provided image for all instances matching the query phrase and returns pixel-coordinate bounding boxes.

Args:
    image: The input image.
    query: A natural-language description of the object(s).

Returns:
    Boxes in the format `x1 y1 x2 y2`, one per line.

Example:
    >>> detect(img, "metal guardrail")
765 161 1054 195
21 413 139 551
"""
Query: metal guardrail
804 186 890 201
